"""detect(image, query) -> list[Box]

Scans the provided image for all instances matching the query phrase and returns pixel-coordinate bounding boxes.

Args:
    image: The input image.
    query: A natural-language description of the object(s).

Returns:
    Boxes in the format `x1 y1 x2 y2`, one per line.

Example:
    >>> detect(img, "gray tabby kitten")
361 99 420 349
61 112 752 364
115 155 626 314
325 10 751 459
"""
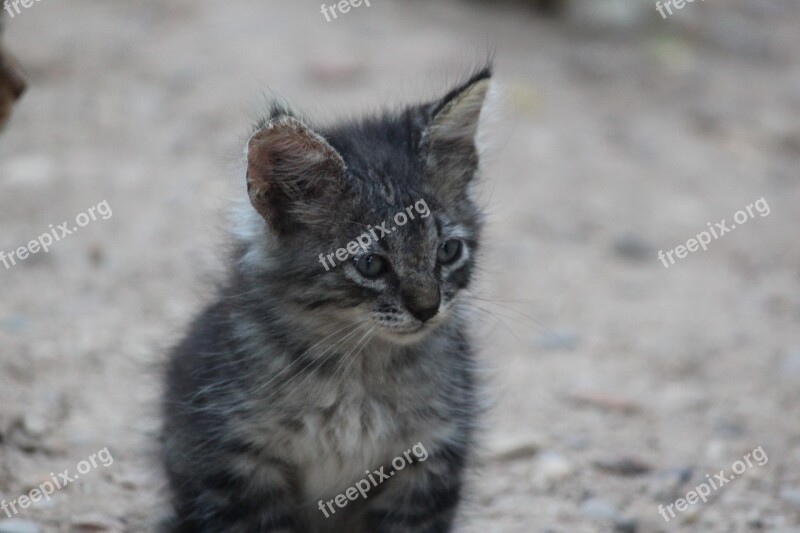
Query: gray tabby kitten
162 67 492 533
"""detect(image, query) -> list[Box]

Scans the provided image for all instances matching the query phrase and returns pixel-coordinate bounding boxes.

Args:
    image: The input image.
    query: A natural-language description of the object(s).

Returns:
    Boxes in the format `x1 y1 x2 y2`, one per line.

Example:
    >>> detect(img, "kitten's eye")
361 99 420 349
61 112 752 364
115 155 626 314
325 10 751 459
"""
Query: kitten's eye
437 239 463 264
355 254 387 278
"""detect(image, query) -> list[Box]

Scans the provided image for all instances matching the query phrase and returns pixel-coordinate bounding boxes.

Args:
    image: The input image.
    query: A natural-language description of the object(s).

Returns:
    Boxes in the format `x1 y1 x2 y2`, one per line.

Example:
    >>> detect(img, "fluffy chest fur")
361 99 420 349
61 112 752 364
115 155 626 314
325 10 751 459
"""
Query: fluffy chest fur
235 329 468 501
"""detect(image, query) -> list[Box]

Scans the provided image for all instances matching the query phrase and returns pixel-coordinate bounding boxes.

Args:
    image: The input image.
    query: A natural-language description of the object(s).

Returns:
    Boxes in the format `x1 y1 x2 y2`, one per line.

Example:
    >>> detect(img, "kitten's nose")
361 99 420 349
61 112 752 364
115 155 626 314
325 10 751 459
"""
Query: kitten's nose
407 304 439 323
402 290 440 323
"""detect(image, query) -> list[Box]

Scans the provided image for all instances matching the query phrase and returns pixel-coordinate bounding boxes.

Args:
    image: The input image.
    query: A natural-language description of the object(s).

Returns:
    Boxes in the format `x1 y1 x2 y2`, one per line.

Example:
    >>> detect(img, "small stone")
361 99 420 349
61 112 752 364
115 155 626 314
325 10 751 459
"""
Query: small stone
0 520 40 533
746 512 765 530
614 517 638 533
612 234 654 262
532 451 574 484
21 414 49 438
712 418 746 438
650 467 693 501
70 514 125 532
569 391 640 415
488 433 544 462
580 498 619 521
593 456 652 476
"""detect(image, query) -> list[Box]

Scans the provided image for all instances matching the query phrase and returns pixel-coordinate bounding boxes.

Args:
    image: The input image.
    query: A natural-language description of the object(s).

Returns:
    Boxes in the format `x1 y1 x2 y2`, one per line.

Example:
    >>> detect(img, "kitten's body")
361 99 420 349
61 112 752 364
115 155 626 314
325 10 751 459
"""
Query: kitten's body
163 68 492 533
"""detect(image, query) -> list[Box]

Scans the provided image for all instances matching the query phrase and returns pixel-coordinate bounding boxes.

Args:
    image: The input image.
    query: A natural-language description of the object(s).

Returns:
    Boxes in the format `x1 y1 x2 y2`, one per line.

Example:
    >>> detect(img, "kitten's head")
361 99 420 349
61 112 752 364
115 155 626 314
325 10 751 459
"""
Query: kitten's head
240 68 491 344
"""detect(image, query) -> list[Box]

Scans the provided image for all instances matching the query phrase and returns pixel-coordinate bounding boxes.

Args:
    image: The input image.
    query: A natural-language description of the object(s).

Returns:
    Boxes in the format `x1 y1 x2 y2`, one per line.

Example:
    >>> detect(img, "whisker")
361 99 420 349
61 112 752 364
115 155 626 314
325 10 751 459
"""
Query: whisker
332 325 376 384
461 303 524 346
267 321 372 400
250 320 367 396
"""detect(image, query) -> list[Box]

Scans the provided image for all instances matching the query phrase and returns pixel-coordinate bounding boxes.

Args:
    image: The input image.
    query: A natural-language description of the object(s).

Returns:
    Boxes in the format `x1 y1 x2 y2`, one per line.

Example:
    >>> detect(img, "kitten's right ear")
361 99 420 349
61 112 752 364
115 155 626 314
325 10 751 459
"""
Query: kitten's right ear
246 117 347 234
423 67 492 198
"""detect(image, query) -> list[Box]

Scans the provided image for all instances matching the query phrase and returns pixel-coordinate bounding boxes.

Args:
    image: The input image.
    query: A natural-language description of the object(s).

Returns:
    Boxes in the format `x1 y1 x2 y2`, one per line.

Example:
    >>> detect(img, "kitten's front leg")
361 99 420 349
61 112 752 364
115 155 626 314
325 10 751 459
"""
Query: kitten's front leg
364 443 467 533
168 453 302 533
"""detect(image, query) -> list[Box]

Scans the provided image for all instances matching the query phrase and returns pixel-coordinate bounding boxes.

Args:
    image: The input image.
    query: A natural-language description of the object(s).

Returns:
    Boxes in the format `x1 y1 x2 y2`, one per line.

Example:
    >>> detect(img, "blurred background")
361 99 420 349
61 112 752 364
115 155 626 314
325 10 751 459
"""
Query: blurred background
1 0 799 531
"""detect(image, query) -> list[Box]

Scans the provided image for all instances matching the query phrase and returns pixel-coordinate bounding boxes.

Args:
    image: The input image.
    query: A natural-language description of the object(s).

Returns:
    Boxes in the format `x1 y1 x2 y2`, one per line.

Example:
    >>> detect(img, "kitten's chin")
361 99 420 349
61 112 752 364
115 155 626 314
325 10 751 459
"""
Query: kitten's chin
375 324 437 345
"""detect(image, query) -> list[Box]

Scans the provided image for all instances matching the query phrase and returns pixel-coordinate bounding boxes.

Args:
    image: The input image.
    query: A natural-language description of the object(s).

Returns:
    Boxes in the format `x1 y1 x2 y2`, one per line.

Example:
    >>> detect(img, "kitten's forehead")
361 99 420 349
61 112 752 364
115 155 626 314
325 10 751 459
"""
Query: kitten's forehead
323 109 427 189
382 213 436 255
374 173 400 204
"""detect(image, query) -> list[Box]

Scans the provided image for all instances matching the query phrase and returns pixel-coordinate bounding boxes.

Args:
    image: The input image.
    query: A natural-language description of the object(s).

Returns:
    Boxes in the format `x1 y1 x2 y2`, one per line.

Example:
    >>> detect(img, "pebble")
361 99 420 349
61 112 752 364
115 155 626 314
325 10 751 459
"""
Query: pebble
612 234 654 262
7 411 56 453
712 418 746 438
650 467 693 501
614 517 638 533
593 456 652 476
569 391 640 415
532 451 574 484
21 413 49 438
488 433 544 462
0 520 40 533
580 498 619 521
70 514 125 532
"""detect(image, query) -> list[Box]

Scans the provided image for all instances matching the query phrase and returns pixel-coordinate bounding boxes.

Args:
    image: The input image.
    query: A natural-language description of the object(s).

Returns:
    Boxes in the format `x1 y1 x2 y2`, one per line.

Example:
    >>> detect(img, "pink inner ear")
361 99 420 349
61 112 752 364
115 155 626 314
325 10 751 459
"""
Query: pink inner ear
430 79 489 145
246 130 283 223
247 134 274 185
244 119 348 231
247 120 345 188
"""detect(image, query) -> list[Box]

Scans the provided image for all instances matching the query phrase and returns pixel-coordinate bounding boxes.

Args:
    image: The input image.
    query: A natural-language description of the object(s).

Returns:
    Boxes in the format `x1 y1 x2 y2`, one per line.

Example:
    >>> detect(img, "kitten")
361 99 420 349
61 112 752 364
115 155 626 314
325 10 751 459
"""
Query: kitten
162 66 492 533
0 19 26 131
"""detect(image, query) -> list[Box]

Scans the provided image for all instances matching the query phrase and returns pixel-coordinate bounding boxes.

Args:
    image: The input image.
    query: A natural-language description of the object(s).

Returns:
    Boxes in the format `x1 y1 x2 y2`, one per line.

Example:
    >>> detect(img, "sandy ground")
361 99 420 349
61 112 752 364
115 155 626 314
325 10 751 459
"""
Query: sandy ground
1 0 799 531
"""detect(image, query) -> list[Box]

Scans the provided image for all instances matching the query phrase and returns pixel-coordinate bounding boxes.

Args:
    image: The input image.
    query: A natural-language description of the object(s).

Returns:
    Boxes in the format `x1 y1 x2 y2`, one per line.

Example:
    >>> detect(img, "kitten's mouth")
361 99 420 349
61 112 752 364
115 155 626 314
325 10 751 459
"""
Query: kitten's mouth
382 324 424 336
376 321 438 344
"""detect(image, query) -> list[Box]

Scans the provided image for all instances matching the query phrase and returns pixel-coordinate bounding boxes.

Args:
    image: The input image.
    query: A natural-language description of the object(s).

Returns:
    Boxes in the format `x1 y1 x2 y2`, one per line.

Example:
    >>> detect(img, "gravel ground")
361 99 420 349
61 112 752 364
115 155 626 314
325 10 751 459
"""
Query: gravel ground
1 1 799 531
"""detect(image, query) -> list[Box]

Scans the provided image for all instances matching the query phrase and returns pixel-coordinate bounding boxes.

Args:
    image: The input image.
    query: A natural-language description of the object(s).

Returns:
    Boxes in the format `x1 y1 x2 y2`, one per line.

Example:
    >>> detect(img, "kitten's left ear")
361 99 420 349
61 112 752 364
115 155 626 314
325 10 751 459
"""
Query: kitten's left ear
424 67 491 194
246 116 347 235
